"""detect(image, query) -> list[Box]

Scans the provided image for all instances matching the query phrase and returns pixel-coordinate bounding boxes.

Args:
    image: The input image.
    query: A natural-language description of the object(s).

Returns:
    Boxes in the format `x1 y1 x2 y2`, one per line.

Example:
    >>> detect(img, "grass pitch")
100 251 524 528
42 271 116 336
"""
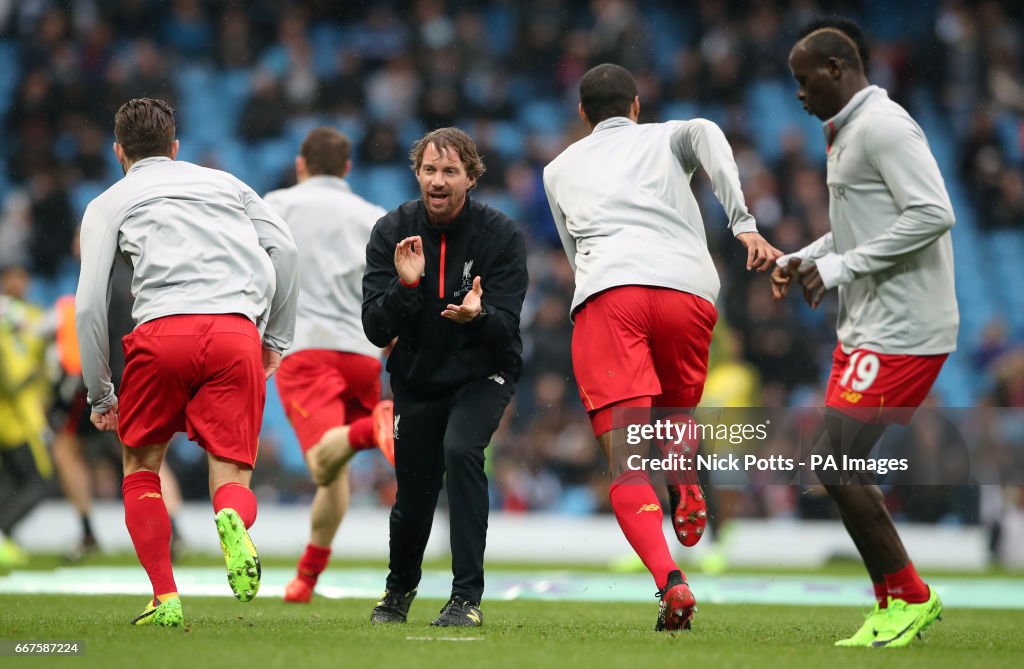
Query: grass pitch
2 593 1023 669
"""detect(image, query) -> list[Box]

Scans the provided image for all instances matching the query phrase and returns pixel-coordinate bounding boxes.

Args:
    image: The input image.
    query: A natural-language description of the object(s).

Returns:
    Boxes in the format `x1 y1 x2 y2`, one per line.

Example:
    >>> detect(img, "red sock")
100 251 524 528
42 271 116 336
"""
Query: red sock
296 543 332 587
122 471 177 600
609 470 681 589
884 562 929 604
873 582 888 608
213 482 258 529
657 413 699 486
347 416 375 451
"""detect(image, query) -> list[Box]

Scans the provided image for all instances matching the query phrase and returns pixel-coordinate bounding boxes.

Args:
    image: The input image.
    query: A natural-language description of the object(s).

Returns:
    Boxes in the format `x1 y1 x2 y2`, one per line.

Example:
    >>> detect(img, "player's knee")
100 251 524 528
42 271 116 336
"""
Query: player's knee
122 443 165 475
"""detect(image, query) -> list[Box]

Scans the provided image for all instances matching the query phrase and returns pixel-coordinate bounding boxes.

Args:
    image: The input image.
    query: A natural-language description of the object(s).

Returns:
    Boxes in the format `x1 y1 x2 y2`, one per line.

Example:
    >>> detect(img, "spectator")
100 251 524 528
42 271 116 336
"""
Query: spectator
238 72 287 141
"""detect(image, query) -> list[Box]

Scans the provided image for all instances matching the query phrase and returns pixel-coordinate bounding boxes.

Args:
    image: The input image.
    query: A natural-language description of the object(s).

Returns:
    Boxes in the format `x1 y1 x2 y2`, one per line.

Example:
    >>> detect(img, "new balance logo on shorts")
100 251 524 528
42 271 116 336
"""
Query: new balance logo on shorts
488 373 505 385
393 414 400 440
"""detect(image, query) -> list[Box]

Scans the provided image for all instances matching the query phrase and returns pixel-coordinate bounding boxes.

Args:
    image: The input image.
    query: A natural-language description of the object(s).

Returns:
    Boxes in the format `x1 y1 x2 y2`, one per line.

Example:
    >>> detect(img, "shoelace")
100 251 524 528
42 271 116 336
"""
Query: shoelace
439 596 474 614
888 599 908 613
873 600 909 634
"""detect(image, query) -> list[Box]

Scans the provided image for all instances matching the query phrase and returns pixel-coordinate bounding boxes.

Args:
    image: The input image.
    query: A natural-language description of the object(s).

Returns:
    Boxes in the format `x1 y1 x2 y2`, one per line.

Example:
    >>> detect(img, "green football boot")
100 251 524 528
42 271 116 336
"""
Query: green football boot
0 537 29 569
835 603 887 647
131 597 184 627
215 508 261 602
871 589 943 648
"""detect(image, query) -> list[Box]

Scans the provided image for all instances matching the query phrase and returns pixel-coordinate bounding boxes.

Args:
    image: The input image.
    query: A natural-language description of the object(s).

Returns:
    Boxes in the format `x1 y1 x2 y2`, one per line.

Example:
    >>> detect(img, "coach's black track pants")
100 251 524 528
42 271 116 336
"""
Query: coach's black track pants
385 373 515 604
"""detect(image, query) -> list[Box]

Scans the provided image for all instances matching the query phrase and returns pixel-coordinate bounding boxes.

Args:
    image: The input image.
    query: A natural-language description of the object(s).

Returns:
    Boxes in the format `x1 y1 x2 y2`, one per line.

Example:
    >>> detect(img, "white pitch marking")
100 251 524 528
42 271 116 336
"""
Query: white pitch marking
405 637 484 642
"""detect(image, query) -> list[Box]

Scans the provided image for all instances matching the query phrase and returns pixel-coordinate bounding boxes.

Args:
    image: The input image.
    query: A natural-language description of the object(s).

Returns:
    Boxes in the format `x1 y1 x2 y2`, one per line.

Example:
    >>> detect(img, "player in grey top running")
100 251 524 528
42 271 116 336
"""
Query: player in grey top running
75 98 299 624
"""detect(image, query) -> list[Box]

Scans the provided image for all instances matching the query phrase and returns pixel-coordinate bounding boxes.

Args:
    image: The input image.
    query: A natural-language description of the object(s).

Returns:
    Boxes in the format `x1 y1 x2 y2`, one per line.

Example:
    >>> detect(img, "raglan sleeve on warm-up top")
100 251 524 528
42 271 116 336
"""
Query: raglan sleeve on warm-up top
813 114 956 290
542 168 577 272
74 203 120 414
465 225 528 351
241 185 300 352
670 119 758 236
361 220 424 347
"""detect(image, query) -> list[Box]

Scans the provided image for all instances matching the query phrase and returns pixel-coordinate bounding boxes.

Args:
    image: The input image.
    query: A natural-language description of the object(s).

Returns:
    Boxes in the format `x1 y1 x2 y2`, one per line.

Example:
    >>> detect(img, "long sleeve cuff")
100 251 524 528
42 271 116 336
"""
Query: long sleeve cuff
776 251 813 272
731 216 758 236
815 252 855 289
90 391 118 414
261 338 284 353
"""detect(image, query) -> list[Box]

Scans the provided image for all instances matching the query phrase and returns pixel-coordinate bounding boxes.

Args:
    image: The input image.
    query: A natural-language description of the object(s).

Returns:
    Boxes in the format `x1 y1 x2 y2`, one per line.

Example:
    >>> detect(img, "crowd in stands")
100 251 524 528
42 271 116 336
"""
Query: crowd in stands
1 0 1023 530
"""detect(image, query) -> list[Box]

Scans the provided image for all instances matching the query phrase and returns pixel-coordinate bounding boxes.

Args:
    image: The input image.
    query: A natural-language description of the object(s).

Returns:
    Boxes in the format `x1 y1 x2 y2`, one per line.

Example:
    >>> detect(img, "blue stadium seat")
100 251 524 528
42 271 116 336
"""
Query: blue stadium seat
864 0 938 41
487 121 525 159
745 79 801 162
250 138 296 194
360 165 417 210
518 100 567 135
397 118 426 152
695 102 727 128
218 70 253 124
332 115 367 147
934 357 974 407
344 167 368 198
309 23 345 78
0 40 18 124
177 69 251 147
660 101 698 122
285 114 369 151
70 181 108 219
208 138 253 187
284 115 324 149
987 230 1024 332
176 65 220 144
909 89 1005 403
474 191 520 222
483 5 516 57
996 112 1022 165
645 7 691 76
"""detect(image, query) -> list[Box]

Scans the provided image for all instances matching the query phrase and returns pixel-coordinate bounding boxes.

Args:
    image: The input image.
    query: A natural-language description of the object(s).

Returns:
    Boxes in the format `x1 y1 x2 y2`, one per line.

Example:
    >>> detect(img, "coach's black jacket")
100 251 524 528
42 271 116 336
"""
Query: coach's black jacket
362 195 527 393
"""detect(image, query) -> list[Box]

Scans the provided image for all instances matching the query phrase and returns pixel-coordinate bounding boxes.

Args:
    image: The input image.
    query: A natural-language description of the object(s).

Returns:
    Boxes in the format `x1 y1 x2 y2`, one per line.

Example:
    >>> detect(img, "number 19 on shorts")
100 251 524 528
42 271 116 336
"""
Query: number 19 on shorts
838 351 880 392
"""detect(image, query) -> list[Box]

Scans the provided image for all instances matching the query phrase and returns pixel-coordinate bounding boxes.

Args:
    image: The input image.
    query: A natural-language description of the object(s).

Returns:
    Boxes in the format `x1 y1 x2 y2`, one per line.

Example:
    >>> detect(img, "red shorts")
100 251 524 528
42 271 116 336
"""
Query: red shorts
825 344 948 424
118 314 265 467
572 286 717 436
275 350 382 452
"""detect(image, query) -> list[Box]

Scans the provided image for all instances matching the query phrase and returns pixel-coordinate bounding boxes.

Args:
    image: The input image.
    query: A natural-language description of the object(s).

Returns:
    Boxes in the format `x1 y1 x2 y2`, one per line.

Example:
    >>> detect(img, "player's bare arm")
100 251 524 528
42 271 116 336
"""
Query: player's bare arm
736 231 783 272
